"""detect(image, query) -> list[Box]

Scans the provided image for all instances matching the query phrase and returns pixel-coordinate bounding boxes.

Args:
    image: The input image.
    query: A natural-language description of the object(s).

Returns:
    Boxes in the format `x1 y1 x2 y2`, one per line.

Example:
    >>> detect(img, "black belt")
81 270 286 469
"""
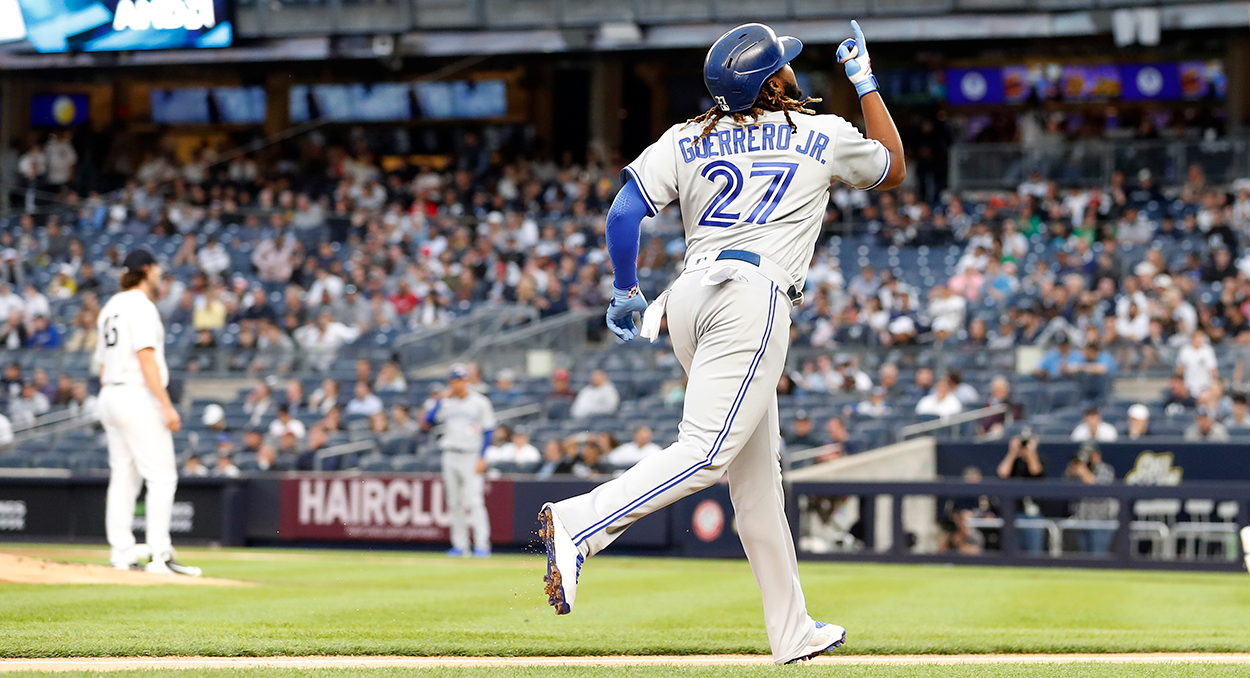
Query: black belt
715 249 802 303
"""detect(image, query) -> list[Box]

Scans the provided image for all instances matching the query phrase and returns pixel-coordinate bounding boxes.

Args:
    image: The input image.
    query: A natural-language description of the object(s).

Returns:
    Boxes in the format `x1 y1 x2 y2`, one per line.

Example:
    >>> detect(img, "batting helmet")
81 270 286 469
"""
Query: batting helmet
703 23 803 114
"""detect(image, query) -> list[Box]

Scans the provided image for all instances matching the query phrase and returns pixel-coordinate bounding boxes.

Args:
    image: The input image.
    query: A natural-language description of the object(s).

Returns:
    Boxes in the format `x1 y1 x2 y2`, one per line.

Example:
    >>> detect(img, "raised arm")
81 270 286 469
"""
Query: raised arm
837 20 906 191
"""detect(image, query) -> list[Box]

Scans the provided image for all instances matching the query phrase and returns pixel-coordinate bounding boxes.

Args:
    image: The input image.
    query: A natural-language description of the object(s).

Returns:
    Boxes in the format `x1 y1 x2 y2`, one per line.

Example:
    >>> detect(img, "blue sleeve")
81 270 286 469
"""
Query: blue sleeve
423 400 441 426
606 178 649 291
479 429 493 458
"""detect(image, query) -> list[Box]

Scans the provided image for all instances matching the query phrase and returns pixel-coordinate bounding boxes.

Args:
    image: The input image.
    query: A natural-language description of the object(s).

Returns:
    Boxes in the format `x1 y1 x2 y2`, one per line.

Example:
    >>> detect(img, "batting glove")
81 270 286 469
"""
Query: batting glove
837 20 878 99
606 285 648 342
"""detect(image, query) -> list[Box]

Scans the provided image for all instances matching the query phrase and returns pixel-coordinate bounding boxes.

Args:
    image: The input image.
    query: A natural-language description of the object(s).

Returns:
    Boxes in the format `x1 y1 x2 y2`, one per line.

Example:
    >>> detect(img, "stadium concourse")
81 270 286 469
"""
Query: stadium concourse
3 139 1250 476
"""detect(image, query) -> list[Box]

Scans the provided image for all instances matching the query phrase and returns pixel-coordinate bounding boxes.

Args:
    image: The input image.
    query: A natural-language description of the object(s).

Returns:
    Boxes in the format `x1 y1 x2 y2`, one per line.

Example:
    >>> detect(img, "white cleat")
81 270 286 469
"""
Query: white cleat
145 558 203 577
539 503 582 615
782 621 847 664
110 545 152 571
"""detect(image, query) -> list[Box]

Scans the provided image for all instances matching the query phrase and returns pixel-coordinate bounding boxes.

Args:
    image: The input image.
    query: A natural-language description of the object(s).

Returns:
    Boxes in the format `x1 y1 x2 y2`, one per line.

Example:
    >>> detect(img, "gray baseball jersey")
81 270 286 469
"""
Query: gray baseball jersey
624 110 889 289
429 392 496 454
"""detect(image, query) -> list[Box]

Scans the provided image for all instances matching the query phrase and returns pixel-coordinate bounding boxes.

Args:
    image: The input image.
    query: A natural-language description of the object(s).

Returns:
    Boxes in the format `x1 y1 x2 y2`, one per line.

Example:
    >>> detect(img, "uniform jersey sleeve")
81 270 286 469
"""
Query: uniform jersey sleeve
130 302 161 353
621 125 681 216
826 116 892 191
480 397 497 430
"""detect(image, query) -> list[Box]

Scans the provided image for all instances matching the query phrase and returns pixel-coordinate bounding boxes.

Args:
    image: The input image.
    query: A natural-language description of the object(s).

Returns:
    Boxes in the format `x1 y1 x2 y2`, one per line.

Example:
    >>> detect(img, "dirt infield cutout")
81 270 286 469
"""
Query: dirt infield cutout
0 553 250 586
2 654 1249 671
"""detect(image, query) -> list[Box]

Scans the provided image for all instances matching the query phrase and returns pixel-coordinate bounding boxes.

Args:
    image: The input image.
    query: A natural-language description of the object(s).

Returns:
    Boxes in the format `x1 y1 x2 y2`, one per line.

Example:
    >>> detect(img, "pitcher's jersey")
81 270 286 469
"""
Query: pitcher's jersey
95 289 168 388
624 109 890 289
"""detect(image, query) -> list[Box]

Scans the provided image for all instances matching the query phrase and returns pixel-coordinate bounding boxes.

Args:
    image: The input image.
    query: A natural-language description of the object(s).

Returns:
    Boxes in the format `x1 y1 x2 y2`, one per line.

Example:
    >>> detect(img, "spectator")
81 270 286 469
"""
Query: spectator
202 403 227 432
0 310 27 349
916 378 963 418
251 232 296 284
1065 441 1117 555
66 381 98 421
485 426 542 466
268 403 308 441
242 382 272 426
1184 407 1230 442
345 381 383 417
946 369 979 406
570 369 619 419
1125 403 1152 439
182 455 209 477
1225 394 1250 429
390 402 420 434
907 367 935 398
877 362 902 397
830 355 872 393
192 285 227 331
0 410 12 445
1162 375 1197 411
197 235 231 278
978 376 1023 437
849 387 892 418
1071 407 1118 442
374 361 408 393
607 426 661 467
820 416 857 460
26 316 61 349
1176 330 1218 397
784 411 824 452
548 368 576 401
9 381 50 425
294 309 362 370
996 431 1045 554
1065 341 1117 404
284 379 307 417
1033 334 1075 380
309 379 340 415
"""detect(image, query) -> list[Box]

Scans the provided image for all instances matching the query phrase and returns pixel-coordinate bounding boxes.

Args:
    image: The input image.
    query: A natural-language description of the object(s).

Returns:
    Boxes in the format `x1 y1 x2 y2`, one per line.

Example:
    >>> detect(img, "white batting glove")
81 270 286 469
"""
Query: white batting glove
837 20 878 99
606 285 648 342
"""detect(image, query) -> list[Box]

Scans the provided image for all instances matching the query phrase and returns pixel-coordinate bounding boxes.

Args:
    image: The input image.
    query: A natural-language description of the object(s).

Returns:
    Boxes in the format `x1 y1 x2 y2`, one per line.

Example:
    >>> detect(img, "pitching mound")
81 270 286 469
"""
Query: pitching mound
0 553 250 586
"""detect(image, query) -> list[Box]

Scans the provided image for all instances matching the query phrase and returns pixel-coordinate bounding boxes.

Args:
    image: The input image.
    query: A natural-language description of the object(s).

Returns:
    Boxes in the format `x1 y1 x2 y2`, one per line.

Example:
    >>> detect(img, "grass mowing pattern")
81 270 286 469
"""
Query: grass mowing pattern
1 545 1248 658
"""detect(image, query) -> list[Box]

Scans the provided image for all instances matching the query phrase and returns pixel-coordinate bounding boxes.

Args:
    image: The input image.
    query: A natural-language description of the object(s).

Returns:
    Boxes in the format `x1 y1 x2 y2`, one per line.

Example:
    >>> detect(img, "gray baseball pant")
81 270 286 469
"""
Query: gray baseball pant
442 450 490 552
551 261 815 662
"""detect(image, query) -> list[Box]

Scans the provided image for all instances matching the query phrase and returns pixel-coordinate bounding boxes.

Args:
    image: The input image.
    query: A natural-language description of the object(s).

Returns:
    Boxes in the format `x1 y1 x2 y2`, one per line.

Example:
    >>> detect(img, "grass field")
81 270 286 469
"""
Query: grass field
2 544 1248 676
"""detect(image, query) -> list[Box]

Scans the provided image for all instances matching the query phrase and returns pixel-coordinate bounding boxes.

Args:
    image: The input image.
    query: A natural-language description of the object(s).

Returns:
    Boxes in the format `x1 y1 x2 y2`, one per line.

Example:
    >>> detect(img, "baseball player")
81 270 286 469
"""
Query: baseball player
423 364 496 558
539 21 904 664
97 249 201 576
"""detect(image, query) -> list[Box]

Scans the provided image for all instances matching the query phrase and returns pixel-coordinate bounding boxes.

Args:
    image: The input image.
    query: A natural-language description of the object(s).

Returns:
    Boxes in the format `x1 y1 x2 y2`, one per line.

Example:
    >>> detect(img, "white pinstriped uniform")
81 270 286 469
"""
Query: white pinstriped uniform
551 109 889 661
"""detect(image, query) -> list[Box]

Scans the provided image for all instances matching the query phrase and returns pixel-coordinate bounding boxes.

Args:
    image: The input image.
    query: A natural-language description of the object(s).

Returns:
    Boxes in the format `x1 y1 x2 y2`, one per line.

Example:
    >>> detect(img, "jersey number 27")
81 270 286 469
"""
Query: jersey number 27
698 160 798 228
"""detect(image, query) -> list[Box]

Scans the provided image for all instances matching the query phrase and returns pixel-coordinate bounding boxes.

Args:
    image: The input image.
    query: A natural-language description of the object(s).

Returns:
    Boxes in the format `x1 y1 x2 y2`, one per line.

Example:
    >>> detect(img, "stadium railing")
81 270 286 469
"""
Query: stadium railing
949 134 1250 191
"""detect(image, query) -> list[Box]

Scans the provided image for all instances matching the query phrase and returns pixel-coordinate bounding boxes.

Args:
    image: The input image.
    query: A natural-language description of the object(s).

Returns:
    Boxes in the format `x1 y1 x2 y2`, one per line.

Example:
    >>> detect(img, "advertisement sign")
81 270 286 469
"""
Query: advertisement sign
5 0 232 53
290 80 509 124
30 93 89 127
278 474 515 544
945 68 1004 106
0 480 224 540
150 86 266 124
947 61 1223 105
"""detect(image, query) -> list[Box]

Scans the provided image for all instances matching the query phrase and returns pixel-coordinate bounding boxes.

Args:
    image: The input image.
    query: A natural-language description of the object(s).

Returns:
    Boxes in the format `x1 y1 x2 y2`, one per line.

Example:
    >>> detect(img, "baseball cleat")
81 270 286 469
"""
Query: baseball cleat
472 548 491 559
111 562 143 571
145 559 202 577
782 621 847 664
446 548 468 558
539 503 581 615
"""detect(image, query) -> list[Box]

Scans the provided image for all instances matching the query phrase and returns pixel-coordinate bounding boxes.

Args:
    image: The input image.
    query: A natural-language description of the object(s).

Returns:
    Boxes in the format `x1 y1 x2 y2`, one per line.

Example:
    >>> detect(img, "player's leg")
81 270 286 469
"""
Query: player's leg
465 466 491 555
102 407 144 568
553 272 791 557
726 395 841 663
441 452 470 554
125 409 178 565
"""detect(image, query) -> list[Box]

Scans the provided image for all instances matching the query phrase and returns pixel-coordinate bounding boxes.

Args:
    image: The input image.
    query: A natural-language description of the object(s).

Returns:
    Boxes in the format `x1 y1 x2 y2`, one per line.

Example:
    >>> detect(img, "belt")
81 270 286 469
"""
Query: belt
685 249 802 304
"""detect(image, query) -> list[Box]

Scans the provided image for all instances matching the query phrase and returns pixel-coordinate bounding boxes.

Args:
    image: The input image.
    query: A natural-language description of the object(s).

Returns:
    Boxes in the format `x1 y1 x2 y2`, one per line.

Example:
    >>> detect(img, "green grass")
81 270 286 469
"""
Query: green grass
2 544 1249 658
7 669 1250 678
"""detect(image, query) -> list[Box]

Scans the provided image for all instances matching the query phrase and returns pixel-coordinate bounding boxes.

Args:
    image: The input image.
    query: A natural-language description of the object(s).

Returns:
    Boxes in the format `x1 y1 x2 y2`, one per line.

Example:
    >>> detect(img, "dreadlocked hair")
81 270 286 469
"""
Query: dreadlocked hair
685 86 821 142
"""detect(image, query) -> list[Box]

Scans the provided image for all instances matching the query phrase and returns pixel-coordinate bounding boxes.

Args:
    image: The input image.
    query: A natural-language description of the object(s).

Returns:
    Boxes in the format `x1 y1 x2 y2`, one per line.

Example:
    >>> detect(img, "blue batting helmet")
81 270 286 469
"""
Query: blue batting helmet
703 23 803 114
